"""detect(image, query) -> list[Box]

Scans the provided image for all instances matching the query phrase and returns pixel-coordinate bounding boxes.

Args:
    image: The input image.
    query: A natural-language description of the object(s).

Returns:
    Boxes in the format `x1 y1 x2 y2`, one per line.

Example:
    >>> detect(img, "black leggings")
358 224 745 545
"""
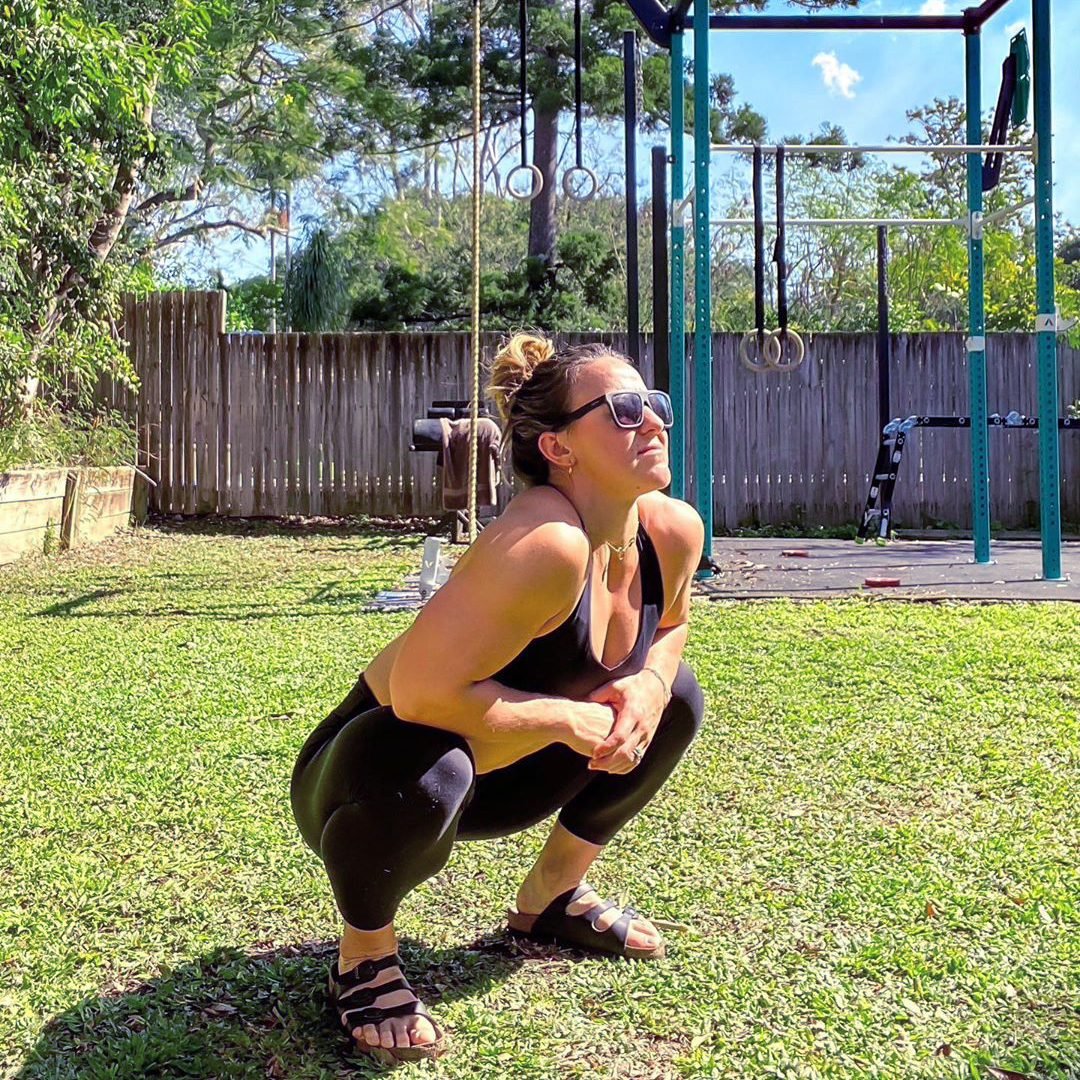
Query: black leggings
290 664 704 929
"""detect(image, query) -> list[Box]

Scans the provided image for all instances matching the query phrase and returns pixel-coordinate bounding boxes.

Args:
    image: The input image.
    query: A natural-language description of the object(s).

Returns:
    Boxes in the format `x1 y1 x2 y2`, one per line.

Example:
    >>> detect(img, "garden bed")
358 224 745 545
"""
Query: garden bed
0 465 137 564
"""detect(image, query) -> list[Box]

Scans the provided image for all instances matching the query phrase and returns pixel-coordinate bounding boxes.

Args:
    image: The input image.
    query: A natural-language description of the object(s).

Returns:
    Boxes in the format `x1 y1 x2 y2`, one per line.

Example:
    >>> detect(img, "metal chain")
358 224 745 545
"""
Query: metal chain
634 37 644 130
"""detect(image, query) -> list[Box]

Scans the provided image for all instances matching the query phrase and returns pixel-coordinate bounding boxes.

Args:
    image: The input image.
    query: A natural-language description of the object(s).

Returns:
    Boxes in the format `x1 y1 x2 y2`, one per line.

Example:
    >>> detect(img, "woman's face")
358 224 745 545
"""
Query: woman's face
559 356 671 495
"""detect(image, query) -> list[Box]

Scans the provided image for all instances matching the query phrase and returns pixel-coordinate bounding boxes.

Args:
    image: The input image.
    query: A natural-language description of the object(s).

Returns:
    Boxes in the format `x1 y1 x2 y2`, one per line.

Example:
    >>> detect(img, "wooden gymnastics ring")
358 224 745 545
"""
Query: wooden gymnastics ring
508 164 545 202
769 327 805 372
561 164 598 201
739 329 782 373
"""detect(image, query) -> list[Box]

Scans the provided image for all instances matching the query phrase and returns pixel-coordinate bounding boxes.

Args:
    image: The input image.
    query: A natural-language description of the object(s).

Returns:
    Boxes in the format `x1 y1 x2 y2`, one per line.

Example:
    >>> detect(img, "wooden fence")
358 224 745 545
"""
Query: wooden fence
117 291 1080 529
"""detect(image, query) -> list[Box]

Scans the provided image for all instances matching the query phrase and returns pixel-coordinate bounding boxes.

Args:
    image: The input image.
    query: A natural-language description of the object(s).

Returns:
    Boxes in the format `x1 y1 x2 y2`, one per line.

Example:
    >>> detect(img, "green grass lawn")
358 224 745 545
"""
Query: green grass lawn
1 520 1078 1080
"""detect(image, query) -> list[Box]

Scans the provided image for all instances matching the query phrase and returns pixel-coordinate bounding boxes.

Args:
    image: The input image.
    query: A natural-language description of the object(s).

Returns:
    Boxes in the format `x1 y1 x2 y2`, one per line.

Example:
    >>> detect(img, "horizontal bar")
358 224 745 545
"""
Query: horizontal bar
712 217 959 228
700 13 966 31
969 0 1014 27
709 142 1034 156
982 197 1035 226
901 416 1080 429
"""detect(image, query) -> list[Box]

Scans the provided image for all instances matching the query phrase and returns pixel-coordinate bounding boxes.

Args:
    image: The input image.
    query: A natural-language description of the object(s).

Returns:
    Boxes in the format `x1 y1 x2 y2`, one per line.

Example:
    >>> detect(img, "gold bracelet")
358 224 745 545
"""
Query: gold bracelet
641 665 671 703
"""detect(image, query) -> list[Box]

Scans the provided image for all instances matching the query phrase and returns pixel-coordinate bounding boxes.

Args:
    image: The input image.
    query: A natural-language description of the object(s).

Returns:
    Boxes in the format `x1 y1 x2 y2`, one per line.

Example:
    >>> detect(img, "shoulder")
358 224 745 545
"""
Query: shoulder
638 491 705 562
454 486 590 591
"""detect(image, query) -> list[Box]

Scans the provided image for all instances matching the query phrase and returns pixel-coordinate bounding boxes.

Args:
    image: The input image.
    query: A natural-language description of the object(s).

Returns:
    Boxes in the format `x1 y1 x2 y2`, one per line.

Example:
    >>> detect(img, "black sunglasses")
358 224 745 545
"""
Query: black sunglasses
552 389 674 431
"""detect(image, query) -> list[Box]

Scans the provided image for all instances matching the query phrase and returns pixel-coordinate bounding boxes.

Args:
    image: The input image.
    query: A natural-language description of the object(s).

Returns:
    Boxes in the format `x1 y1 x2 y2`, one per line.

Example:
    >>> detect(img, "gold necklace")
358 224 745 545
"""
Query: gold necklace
604 536 636 561
600 535 635 582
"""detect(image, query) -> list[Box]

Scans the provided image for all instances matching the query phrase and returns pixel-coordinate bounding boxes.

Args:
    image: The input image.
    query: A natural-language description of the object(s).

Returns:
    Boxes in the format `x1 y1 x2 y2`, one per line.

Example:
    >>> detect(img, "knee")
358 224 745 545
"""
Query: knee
293 707 476 850
411 741 476 819
354 715 476 820
658 662 705 748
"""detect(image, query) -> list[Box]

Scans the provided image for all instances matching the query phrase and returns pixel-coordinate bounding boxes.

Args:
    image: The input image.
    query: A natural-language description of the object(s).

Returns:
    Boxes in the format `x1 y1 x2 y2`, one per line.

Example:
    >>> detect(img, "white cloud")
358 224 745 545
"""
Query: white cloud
812 52 863 99
1004 19 1027 39
919 0 946 14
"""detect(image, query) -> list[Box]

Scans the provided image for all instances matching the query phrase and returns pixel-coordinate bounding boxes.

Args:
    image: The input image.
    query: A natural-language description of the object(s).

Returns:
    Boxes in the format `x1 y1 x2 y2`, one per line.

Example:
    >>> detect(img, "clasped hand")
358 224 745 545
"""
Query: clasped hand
567 671 668 775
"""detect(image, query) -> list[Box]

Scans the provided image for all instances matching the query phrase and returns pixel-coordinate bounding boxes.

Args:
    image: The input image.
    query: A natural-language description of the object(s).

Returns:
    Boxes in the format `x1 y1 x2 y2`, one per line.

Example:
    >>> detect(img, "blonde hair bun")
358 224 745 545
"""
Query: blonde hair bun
486 332 556 419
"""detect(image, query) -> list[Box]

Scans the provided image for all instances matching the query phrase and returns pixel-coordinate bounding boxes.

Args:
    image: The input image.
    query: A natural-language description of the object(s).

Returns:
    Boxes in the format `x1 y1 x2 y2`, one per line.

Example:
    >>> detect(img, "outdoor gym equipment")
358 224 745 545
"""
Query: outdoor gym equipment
737 143 805 373
562 0 599 201
624 0 1064 581
507 0 544 202
856 208 1079 543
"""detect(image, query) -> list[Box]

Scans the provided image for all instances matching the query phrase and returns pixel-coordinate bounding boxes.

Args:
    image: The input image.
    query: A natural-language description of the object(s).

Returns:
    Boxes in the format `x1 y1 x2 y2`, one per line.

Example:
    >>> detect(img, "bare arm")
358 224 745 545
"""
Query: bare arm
388 509 618 771
587 496 704 773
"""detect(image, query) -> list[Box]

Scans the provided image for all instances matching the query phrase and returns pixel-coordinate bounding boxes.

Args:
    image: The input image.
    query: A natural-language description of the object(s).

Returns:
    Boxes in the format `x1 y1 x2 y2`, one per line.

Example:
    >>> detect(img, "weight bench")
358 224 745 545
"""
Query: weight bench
411 399 499 542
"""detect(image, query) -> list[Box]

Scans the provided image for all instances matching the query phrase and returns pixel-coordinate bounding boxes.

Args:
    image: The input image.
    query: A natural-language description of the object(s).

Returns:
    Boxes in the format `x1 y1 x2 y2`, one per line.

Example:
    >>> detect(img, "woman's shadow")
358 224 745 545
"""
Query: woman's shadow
15 931 548 1078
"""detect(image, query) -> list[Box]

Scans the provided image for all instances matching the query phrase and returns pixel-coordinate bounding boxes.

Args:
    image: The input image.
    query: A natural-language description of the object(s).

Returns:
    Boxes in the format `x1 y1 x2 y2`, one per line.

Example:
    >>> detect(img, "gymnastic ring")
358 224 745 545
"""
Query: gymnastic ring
561 164 598 201
508 164 545 202
739 329 781 373
769 327 805 372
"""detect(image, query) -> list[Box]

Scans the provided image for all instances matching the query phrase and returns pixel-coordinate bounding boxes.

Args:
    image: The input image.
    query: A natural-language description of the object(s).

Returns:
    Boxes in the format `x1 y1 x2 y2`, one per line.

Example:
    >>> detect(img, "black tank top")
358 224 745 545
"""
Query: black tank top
295 517 665 773
492 521 665 701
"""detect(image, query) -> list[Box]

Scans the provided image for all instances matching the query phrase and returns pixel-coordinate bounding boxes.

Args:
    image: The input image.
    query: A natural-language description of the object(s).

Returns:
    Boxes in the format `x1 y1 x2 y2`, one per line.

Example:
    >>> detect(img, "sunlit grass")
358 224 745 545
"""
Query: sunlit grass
2 522 1078 1079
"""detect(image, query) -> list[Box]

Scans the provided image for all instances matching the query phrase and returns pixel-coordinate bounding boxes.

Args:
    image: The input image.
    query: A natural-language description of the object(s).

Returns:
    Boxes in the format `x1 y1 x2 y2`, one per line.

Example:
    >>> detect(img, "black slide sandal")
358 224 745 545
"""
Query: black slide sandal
507 882 666 959
328 953 448 1062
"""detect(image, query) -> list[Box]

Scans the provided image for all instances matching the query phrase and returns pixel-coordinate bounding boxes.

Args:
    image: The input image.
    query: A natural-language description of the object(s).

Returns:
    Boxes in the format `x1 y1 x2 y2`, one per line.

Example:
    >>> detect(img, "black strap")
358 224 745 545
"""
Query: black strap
338 978 411 1011
752 143 765 341
519 0 529 169
534 882 633 949
574 0 584 168
774 144 788 333
340 1000 432 1027
330 952 401 990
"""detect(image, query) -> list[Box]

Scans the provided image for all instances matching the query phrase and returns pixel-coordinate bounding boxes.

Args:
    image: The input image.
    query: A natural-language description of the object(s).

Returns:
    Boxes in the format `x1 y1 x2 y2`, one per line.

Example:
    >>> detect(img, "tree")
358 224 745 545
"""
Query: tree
338 187 628 330
0 0 428 413
286 229 344 331
362 0 884 274
0 0 196 415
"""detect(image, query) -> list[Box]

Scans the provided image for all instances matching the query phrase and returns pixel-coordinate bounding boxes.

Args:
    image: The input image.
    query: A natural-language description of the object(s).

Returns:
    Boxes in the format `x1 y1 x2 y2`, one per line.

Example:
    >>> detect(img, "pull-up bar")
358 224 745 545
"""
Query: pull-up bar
680 0 1017 35
709 142 1035 156
625 0 1023 49
712 216 961 228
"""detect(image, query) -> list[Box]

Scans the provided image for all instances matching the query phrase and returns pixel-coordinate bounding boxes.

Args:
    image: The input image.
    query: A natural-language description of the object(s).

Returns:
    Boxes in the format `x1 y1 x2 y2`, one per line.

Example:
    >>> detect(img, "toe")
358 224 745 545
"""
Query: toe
359 1023 380 1048
629 918 662 950
408 1013 439 1046
389 1017 412 1049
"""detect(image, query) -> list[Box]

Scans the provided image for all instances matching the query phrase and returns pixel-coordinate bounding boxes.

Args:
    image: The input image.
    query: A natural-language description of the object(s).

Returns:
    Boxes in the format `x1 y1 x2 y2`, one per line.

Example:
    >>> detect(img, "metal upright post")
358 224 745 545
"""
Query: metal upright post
624 32 640 358
876 226 891 433
965 28 991 563
669 31 686 500
1032 0 1062 578
692 0 712 564
651 147 670 394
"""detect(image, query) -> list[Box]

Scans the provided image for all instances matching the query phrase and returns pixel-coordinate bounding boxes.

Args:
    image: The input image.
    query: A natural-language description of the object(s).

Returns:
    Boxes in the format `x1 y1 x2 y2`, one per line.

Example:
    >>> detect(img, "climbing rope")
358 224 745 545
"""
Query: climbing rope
467 0 482 542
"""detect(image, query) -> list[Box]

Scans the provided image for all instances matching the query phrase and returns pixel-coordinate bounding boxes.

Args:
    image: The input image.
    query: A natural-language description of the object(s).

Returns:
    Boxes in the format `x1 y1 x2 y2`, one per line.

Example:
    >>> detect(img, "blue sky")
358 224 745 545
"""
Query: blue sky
213 0 1078 281
696 0 1079 223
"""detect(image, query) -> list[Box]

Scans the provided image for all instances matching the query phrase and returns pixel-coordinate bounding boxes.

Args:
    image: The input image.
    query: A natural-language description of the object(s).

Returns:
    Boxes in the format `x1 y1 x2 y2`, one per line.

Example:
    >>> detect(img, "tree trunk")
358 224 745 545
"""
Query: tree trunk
528 91 559 265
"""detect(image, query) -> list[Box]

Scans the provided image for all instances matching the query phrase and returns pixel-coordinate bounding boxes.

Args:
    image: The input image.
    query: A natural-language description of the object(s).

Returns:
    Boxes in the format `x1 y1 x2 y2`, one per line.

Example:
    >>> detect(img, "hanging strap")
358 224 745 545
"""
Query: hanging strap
519 0 529 170
774 144 787 333
574 0 583 168
752 143 765 341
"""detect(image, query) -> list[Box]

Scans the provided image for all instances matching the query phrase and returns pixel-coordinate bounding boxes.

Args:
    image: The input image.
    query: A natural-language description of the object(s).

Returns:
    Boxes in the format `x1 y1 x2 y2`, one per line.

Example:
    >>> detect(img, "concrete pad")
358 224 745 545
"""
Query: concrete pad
695 538 1080 601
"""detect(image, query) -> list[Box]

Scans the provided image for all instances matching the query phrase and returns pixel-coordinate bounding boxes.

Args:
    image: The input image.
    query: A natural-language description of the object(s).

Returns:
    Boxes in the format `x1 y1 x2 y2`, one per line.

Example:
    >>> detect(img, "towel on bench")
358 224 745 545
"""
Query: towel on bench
439 417 502 511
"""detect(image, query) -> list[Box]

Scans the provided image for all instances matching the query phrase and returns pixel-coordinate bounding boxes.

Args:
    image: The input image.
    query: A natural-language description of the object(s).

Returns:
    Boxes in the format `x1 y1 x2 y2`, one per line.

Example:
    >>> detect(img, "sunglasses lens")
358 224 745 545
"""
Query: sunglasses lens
610 392 645 428
648 391 674 428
